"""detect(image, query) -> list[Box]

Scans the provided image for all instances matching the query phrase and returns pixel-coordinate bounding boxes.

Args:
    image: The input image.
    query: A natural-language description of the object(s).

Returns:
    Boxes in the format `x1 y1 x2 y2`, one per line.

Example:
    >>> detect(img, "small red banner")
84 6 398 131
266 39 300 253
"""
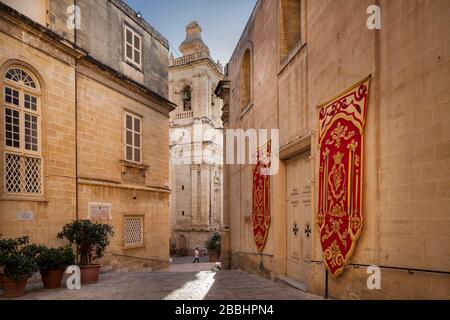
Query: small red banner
252 141 271 252
317 77 370 276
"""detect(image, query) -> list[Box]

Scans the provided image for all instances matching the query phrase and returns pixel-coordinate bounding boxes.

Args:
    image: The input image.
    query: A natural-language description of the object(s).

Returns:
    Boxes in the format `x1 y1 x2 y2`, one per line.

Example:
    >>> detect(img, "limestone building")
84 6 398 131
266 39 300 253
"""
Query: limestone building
216 0 450 299
0 0 175 271
169 22 224 254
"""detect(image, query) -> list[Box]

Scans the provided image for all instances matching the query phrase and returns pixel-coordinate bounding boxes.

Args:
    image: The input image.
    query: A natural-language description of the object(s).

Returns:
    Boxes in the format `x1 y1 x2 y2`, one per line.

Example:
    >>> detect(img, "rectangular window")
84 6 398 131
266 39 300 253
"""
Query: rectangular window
5 107 20 148
5 87 19 106
124 216 144 247
24 94 38 111
124 112 142 163
24 113 38 151
124 25 142 68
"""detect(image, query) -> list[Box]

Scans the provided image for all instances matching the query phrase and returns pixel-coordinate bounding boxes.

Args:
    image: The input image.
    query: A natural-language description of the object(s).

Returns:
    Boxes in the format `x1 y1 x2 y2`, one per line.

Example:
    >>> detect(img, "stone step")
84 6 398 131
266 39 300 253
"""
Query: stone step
159 262 217 272
276 275 307 292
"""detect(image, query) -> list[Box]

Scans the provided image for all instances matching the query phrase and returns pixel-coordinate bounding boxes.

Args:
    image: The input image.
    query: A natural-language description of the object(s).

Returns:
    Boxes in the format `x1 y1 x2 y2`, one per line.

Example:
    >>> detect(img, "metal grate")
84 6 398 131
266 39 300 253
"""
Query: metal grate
124 216 144 247
5 153 21 194
5 152 42 195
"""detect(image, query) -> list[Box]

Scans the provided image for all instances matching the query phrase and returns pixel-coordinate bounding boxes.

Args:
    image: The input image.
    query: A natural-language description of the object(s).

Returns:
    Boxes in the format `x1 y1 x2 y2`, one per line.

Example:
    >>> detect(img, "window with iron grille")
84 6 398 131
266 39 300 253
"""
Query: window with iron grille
124 25 142 68
124 216 144 247
3 66 42 196
124 112 142 163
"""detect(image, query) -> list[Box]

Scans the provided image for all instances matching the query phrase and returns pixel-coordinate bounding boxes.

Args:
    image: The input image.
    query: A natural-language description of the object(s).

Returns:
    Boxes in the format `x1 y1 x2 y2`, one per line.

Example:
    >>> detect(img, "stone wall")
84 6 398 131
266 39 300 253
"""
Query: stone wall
76 70 171 269
0 14 77 247
47 0 169 98
0 3 172 272
78 184 170 271
172 230 214 256
223 0 450 299
76 71 170 188
225 0 279 275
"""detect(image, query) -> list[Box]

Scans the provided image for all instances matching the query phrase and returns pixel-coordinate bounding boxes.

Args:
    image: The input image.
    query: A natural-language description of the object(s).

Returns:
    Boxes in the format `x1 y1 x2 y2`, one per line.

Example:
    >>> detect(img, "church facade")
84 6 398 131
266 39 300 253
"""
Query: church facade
216 0 450 299
169 22 224 255
0 0 175 271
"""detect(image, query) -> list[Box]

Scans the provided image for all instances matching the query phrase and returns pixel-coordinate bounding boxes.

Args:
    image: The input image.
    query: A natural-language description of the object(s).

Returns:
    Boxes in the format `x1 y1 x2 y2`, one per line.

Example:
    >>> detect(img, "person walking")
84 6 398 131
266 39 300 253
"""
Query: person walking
193 247 200 263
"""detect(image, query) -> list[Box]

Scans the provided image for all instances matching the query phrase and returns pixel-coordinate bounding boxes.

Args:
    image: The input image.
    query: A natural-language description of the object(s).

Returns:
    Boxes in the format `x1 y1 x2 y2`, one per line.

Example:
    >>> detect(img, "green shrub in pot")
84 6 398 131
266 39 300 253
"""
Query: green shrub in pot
0 236 39 297
57 220 114 284
205 232 221 262
36 245 75 289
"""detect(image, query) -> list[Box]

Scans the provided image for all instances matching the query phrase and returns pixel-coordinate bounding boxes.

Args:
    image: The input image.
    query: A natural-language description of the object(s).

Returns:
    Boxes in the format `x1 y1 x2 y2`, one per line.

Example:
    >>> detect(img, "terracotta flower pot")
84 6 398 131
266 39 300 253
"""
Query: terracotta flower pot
0 275 29 298
80 264 101 284
41 270 64 289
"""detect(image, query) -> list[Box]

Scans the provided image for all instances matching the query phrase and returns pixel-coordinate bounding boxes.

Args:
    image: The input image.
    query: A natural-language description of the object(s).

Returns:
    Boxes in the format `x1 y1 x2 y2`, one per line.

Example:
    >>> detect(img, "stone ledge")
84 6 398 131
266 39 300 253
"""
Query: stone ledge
120 160 150 171
77 178 170 194
0 195 49 202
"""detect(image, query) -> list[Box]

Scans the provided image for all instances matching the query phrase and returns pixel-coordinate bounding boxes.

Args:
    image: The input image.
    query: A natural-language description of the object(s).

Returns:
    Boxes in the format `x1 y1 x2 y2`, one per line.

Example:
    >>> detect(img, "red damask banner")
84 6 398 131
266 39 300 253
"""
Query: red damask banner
317 77 371 277
252 141 271 252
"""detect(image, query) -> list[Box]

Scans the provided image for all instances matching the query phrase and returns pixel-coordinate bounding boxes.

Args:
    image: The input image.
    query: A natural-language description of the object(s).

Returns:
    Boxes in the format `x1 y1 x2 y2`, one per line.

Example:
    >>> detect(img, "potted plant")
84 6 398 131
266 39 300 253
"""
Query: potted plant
205 232 221 262
57 220 114 284
0 236 38 298
36 245 75 289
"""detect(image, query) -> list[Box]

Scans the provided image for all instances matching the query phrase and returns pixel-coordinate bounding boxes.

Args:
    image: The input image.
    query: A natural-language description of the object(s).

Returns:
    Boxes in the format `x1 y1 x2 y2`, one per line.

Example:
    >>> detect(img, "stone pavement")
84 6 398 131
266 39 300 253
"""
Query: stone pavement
2 264 323 300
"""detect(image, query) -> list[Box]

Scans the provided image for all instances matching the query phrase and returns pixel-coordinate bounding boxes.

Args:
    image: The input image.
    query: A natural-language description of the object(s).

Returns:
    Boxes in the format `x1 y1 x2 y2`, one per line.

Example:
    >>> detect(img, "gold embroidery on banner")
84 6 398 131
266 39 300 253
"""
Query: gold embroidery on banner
317 76 371 277
350 215 362 230
325 122 355 148
328 152 347 219
321 218 348 248
330 205 345 217
319 114 364 146
330 152 345 199
324 240 345 269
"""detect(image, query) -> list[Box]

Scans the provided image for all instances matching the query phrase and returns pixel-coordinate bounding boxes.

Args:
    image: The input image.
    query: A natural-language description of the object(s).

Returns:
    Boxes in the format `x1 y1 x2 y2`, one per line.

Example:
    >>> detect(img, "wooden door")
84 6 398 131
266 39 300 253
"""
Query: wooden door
286 152 312 284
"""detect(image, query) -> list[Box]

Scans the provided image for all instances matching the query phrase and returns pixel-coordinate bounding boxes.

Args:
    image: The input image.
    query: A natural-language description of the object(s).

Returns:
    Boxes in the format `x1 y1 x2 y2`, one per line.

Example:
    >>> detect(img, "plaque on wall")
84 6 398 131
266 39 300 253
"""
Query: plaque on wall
88 202 112 221
17 211 34 221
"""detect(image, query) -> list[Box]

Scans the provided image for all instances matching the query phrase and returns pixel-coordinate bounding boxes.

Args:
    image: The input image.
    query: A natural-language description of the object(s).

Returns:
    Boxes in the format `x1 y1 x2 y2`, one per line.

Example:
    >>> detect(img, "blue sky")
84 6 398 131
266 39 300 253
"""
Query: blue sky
124 0 257 64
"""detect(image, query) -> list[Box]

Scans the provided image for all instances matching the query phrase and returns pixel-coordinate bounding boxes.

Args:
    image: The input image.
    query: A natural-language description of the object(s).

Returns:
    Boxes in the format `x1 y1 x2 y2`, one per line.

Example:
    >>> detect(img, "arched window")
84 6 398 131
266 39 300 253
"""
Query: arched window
240 49 251 109
3 66 42 195
181 85 192 111
280 0 302 63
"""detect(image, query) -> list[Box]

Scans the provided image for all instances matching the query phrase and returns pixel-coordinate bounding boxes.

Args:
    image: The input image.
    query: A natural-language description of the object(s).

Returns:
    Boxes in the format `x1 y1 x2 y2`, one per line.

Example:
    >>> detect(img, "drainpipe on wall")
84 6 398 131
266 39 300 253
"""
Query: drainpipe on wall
209 167 212 226
74 0 79 220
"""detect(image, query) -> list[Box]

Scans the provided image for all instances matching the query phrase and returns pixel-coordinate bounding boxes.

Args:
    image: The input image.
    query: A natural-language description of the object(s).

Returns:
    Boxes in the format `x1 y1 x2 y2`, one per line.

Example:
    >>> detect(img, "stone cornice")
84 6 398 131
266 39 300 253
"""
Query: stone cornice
214 80 230 97
80 55 176 115
109 0 169 49
170 56 224 78
215 80 230 124
279 131 314 160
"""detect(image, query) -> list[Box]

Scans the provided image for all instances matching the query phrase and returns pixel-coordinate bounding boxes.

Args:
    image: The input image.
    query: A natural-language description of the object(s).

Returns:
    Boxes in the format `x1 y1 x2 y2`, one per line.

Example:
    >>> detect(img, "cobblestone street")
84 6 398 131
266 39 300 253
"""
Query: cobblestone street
4 263 322 300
